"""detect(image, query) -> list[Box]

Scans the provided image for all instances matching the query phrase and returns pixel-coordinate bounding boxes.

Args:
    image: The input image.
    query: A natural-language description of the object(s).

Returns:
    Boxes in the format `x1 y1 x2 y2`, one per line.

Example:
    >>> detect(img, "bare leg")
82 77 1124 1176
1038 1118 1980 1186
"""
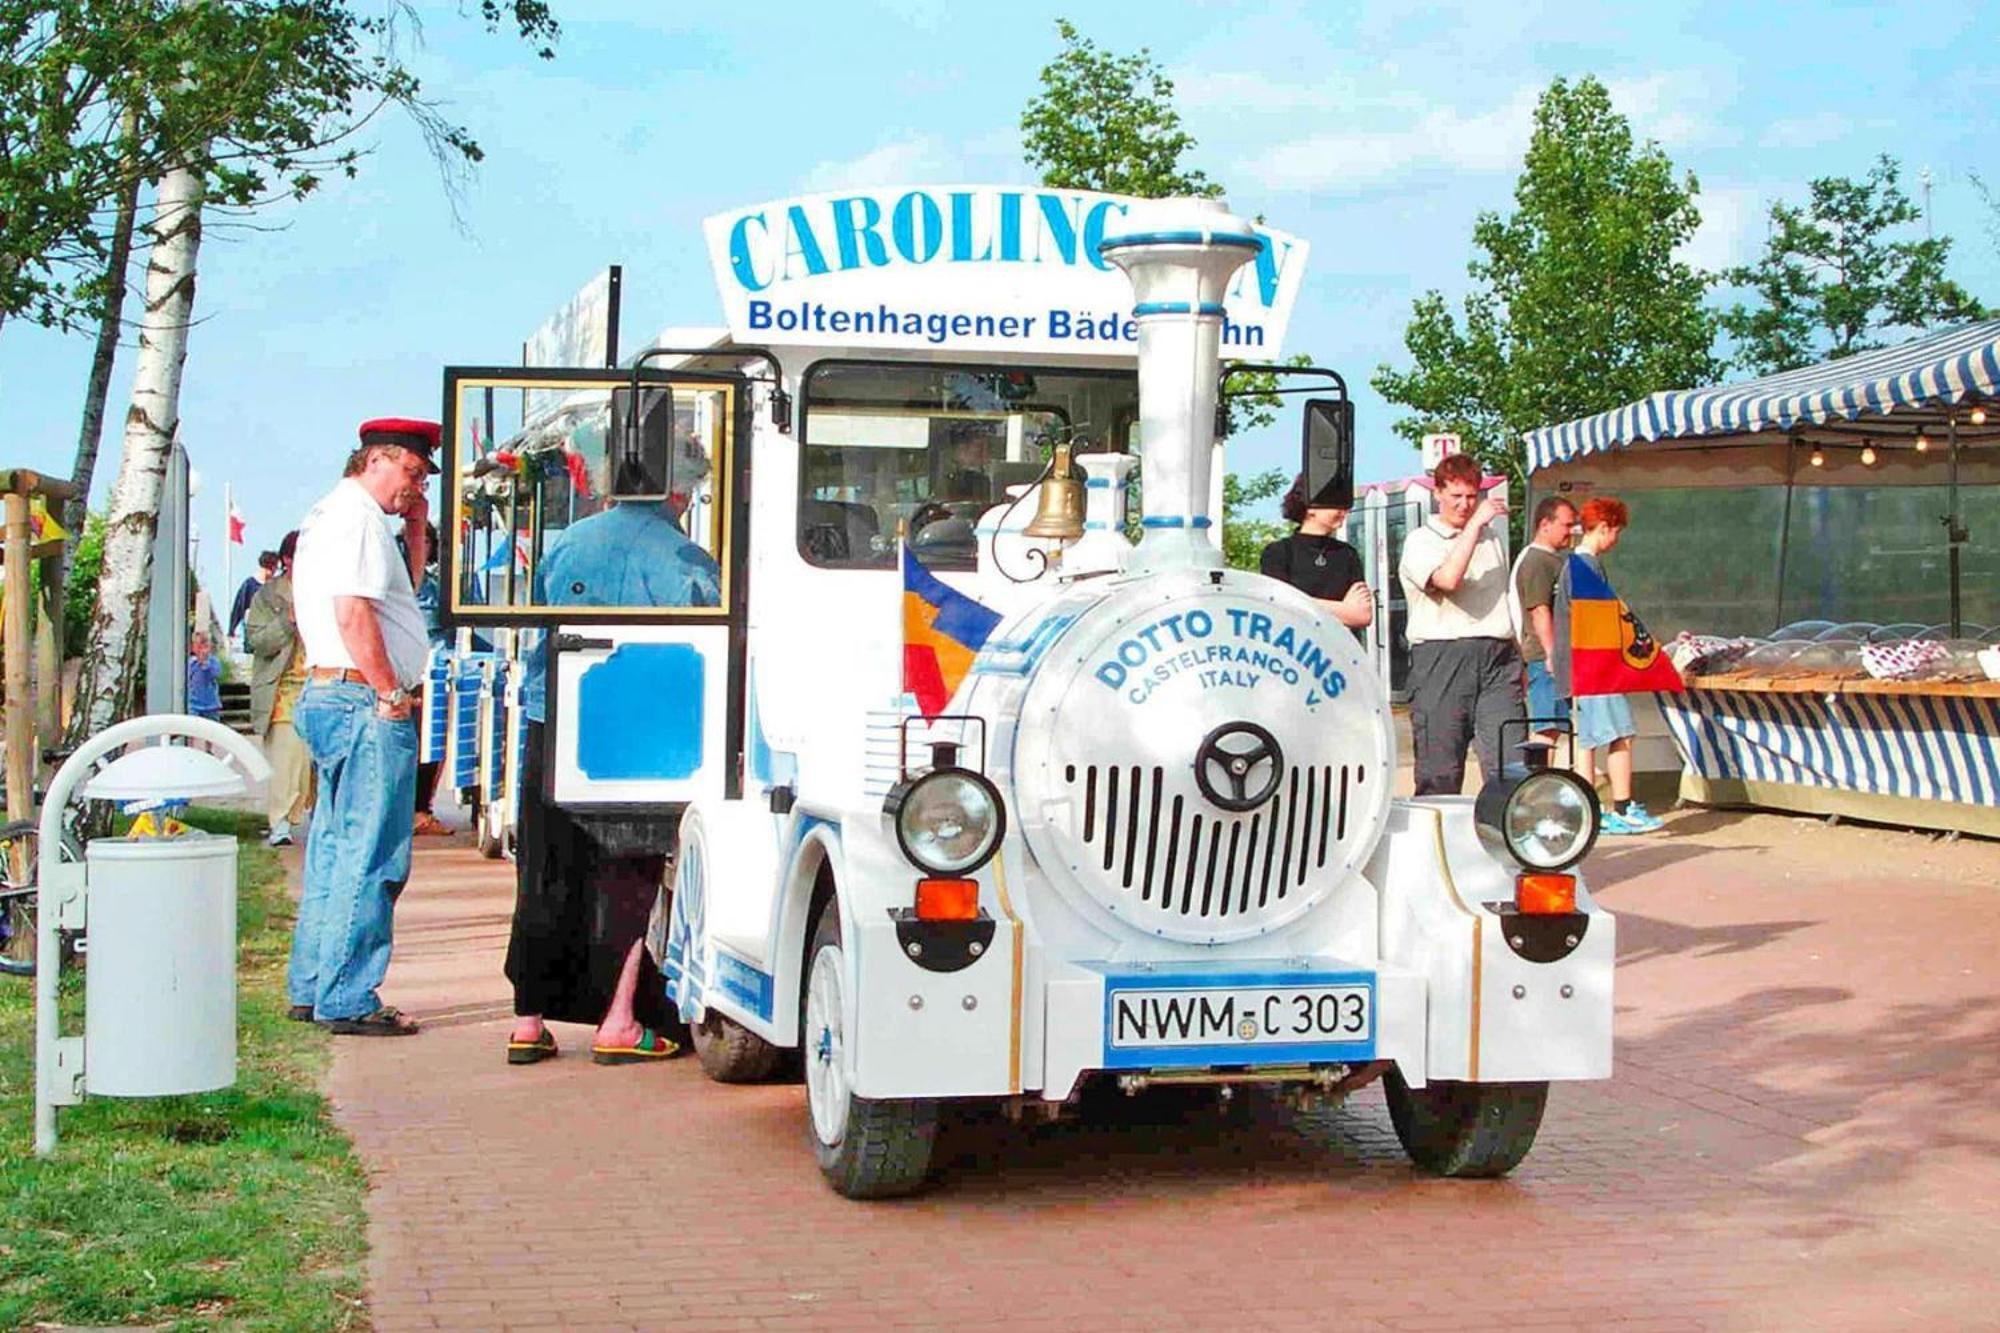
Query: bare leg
594 940 646 1048
1577 744 1598 789
510 1014 544 1043
1605 739 1635 804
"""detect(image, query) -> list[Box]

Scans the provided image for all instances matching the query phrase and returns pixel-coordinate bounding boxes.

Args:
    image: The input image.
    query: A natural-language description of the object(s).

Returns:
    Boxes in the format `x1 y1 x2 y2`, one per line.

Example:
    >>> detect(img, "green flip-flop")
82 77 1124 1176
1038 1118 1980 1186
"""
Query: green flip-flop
591 1027 680 1065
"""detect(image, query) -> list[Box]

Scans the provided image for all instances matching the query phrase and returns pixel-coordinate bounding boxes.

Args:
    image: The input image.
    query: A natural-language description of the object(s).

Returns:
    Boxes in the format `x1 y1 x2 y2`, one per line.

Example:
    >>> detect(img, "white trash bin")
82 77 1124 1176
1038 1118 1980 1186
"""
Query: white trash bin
82 832 238 1096
33 716 272 1153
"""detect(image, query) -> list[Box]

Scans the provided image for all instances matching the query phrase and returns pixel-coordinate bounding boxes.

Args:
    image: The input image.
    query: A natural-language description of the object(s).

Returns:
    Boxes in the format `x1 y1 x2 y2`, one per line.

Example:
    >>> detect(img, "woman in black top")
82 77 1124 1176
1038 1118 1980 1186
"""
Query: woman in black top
1258 474 1374 631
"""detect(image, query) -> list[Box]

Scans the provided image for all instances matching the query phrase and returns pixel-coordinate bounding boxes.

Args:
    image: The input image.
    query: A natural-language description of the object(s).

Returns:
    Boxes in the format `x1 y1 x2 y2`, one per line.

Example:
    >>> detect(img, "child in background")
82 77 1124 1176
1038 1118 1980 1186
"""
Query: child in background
187 631 223 722
1564 498 1664 835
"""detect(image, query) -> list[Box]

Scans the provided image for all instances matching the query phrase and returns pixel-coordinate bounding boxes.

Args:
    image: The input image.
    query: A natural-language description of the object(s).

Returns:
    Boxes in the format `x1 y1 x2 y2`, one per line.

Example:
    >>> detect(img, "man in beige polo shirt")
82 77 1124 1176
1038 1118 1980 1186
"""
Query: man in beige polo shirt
1396 453 1525 795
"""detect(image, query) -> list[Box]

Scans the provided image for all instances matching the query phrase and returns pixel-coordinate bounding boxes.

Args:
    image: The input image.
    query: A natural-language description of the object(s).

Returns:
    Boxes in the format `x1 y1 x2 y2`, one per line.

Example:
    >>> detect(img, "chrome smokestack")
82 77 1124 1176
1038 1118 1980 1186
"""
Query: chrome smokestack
1099 199 1261 570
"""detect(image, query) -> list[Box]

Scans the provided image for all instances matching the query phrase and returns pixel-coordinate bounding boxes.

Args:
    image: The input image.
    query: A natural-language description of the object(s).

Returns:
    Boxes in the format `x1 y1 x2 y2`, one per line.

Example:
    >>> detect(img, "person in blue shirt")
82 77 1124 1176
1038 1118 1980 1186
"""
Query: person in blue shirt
504 468 721 1067
187 631 224 721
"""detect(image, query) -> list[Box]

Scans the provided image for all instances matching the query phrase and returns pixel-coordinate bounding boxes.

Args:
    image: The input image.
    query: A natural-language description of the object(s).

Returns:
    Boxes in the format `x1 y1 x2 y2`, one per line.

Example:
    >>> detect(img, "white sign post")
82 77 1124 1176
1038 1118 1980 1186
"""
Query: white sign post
1420 432 1462 471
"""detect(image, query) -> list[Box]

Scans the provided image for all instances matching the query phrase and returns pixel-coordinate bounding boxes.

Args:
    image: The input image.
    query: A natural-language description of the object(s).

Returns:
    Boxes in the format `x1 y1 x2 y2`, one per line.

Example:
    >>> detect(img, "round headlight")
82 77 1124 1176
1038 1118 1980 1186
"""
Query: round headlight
1474 768 1598 871
888 768 1006 875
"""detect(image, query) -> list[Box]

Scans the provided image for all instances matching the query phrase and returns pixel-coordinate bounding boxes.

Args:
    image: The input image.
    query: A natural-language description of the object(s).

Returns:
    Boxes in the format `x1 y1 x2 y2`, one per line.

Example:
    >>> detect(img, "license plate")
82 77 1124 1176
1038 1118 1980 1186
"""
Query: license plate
1106 983 1372 1051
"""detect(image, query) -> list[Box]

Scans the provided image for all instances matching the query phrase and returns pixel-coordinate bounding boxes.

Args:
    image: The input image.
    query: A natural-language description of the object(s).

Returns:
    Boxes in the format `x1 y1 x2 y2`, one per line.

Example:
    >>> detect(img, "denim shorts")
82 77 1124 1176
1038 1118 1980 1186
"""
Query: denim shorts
1575 692 1637 749
1524 660 1568 729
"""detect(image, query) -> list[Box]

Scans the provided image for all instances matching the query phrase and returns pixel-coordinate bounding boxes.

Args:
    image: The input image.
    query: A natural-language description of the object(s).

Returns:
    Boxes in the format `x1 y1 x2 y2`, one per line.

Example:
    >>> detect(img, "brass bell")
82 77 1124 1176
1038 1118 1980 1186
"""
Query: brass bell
1022 441 1086 541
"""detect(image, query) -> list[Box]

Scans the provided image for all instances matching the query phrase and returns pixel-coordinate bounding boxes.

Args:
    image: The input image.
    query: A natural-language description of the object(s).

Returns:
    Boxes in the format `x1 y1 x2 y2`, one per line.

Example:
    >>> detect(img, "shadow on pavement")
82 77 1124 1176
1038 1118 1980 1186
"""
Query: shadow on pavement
1612 909 1820 965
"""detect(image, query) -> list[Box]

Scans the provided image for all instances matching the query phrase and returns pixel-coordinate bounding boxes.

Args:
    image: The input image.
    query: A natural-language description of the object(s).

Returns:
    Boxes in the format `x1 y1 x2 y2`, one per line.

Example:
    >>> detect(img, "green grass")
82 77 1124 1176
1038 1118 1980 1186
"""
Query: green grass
0 808 368 1331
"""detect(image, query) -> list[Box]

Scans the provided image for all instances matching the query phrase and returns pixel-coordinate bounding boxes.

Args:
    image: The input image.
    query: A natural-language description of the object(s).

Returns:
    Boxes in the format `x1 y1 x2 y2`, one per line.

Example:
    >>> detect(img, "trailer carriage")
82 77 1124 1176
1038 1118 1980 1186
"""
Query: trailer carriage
438 189 1614 1198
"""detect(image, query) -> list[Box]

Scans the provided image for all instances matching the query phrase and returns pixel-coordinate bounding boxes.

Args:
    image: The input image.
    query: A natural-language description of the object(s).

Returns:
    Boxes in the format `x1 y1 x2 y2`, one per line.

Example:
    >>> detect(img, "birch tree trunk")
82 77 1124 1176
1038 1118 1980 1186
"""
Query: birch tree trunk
71 160 206 742
64 106 146 572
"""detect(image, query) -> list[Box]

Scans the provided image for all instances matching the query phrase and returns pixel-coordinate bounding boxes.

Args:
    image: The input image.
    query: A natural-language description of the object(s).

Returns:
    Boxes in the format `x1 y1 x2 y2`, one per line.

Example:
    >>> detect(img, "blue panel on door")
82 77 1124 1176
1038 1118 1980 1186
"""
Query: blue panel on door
576 643 705 780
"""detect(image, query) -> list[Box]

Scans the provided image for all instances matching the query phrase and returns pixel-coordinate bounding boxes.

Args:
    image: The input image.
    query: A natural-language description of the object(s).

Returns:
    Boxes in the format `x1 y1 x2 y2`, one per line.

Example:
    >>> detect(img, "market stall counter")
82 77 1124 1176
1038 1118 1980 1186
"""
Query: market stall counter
1658 629 2000 837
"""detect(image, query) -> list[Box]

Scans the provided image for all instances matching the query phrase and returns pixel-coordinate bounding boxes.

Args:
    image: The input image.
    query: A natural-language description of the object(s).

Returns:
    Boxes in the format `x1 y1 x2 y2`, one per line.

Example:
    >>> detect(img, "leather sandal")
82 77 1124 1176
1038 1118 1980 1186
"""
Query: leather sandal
507 1030 559 1065
323 1006 421 1037
287 1004 314 1023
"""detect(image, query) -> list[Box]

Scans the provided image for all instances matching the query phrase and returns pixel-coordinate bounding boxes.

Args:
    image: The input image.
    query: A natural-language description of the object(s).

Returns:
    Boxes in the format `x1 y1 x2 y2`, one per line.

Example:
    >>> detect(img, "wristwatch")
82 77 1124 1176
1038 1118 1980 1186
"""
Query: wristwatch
377 686 414 710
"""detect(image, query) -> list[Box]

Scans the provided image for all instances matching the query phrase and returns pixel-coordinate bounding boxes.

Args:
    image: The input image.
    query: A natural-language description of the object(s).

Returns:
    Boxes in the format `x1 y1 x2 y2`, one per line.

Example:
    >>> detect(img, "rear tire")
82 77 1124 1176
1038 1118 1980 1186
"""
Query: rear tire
692 1010 784 1083
1384 1069 1548 1177
803 904 936 1199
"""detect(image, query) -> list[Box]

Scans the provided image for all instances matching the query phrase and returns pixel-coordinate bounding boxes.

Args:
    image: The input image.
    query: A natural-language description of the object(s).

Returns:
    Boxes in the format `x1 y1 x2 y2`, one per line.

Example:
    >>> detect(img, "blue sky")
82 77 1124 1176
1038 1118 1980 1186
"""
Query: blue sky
2 0 1995 599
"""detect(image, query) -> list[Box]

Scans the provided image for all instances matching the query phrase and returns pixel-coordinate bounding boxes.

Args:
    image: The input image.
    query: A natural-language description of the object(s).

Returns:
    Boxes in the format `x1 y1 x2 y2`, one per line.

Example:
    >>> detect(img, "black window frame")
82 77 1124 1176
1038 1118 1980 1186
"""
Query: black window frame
795 356 1139 571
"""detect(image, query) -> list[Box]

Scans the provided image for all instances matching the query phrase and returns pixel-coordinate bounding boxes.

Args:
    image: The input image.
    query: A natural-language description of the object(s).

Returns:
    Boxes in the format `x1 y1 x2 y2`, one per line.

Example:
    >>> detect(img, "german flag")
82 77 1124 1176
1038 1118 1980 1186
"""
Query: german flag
1568 554 1683 697
902 546 1002 718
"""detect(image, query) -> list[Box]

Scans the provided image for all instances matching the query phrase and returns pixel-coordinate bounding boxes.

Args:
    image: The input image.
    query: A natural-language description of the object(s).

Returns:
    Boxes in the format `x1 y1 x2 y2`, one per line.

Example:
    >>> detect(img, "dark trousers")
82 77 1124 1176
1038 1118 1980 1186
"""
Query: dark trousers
1409 638 1525 796
505 722 673 1033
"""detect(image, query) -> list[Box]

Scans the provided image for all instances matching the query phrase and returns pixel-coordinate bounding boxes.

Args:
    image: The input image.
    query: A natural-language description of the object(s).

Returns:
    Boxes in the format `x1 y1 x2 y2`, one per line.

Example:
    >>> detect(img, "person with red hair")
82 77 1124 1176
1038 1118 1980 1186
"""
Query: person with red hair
1559 496 1663 834
1396 453 1523 794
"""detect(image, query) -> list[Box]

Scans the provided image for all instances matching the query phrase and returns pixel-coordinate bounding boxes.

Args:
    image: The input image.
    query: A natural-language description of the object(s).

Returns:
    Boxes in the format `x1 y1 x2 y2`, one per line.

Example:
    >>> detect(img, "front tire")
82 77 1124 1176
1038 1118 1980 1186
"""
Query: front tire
803 904 936 1199
692 1010 784 1083
1384 1069 1548 1177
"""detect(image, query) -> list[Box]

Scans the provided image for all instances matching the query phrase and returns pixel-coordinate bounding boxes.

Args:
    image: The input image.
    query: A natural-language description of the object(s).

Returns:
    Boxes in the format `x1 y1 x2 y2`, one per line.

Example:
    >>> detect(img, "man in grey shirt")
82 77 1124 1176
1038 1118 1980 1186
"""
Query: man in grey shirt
1396 453 1524 795
1511 496 1578 742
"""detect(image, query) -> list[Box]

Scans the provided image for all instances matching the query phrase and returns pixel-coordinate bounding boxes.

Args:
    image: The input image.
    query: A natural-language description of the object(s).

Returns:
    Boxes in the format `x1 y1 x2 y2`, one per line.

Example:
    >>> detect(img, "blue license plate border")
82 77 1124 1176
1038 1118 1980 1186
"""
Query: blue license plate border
1097 966 1378 1070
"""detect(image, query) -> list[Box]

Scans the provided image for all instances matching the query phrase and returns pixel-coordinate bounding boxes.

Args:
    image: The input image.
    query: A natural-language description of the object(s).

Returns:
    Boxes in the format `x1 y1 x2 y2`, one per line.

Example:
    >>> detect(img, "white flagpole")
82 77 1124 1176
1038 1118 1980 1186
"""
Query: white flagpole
222 480 233 643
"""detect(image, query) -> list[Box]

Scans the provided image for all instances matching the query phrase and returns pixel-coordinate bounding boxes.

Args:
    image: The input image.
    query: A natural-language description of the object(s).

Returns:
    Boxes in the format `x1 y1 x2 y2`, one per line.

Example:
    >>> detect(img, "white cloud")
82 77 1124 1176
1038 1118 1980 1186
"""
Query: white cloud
1243 86 1541 192
1680 184 1770 274
1760 111 1853 150
1237 70 1723 195
796 137 957 193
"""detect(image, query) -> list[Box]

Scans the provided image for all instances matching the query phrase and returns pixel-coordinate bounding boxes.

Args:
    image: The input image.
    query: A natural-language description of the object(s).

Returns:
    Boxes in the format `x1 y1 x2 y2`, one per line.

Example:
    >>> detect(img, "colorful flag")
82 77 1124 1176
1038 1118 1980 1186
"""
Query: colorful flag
1567 554 1683 697
227 499 246 545
902 546 1001 719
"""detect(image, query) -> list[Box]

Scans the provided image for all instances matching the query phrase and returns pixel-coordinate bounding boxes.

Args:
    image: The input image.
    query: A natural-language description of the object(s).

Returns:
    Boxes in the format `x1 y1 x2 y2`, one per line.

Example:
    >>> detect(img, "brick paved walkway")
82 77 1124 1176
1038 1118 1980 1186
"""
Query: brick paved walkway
320 811 2000 1332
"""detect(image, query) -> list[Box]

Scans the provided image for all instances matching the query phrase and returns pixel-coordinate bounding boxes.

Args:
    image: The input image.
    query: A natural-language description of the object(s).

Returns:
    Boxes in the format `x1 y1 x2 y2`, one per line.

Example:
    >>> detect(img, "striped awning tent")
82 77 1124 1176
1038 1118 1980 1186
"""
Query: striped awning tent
1524 319 2000 473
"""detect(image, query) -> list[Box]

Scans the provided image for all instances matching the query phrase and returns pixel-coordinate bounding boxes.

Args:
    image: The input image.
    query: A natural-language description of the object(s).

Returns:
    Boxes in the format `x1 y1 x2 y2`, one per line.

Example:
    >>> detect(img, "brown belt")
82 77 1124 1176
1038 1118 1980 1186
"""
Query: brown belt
307 668 371 686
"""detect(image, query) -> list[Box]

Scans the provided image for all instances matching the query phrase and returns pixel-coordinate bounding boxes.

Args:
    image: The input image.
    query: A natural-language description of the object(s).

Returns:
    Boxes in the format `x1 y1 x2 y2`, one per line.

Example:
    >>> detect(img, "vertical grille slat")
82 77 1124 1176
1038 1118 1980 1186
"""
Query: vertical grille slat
1218 823 1242 917
1083 767 1097 843
1181 814 1205 915
1141 768 1165 902
1335 764 1351 844
1199 822 1223 917
1238 814 1260 915
1278 768 1300 900
1160 793 1185 902
1259 794 1281 907
1316 766 1334 868
1297 766 1317 883
1121 765 1144 888
1102 766 1120 872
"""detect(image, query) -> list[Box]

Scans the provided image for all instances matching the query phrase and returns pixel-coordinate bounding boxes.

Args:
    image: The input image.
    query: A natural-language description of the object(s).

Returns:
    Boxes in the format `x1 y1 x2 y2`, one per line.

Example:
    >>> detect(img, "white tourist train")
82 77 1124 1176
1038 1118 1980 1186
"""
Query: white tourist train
436 187 1615 1198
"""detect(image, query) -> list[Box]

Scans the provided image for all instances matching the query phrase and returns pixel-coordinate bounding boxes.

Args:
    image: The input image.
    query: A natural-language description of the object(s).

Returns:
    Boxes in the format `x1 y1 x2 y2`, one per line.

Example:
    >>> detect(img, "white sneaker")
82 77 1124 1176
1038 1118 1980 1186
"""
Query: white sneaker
266 818 293 847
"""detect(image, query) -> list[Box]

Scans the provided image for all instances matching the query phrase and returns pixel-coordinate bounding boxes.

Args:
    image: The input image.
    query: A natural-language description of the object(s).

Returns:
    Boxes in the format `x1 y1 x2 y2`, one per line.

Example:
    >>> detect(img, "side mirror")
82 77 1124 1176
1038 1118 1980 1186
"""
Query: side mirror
1302 398 1354 510
609 382 677 499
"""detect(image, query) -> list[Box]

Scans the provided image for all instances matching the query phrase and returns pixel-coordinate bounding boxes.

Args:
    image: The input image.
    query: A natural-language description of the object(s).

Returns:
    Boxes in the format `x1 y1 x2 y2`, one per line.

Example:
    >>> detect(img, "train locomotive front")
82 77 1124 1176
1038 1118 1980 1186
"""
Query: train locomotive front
739 199 1617 1199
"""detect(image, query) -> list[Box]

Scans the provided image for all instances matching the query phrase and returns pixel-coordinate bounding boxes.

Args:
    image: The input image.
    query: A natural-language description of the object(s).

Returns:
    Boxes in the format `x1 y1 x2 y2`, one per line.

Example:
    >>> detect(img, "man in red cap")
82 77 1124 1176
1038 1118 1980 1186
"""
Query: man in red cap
283 417 440 1035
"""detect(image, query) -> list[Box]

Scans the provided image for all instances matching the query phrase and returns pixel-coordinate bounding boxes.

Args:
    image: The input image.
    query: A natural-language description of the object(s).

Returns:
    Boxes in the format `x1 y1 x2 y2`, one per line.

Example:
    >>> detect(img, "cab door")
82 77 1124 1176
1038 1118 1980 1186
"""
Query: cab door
439 366 751 808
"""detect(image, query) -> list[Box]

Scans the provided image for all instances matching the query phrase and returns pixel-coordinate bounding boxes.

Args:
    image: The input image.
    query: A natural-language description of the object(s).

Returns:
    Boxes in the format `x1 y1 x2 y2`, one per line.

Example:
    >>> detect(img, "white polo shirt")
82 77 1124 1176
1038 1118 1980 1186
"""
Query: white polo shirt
1397 518 1514 644
292 478 430 686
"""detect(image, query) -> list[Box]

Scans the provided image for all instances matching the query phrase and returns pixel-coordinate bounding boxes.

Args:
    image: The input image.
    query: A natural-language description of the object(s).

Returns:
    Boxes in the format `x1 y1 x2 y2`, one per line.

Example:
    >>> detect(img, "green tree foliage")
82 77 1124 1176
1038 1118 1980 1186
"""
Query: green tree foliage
1371 76 1720 488
1722 155 1986 375
62 510 104 649
1221 468 1287 571
0 0 560 334
1021 18 1220 199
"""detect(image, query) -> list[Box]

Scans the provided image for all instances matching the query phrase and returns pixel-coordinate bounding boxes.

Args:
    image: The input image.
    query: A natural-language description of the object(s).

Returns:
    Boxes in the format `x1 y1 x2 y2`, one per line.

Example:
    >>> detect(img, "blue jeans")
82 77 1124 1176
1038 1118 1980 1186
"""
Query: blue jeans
288 681 417 1020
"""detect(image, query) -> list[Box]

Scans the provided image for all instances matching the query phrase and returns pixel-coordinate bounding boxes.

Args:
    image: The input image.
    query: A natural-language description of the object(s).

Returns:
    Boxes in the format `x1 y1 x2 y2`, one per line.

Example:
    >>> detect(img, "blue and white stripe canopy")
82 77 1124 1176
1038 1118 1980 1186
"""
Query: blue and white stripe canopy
1524 319 2000 474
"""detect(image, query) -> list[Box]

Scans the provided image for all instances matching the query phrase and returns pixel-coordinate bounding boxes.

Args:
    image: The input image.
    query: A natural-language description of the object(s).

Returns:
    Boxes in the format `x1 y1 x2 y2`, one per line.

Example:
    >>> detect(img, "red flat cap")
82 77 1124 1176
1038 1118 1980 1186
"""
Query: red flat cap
358 417 442 472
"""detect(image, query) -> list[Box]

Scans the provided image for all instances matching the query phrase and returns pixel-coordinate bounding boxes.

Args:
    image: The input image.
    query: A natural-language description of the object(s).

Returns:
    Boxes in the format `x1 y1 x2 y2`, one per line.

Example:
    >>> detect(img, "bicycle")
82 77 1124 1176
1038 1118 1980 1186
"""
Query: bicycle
0 819 40 975
0 813 87 978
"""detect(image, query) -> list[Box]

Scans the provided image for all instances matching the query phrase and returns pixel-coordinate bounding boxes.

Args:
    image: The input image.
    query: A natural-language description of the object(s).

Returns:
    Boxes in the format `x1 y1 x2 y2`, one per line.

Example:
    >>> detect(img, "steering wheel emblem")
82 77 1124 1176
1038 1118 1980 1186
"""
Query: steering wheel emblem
1193 721 1285 813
